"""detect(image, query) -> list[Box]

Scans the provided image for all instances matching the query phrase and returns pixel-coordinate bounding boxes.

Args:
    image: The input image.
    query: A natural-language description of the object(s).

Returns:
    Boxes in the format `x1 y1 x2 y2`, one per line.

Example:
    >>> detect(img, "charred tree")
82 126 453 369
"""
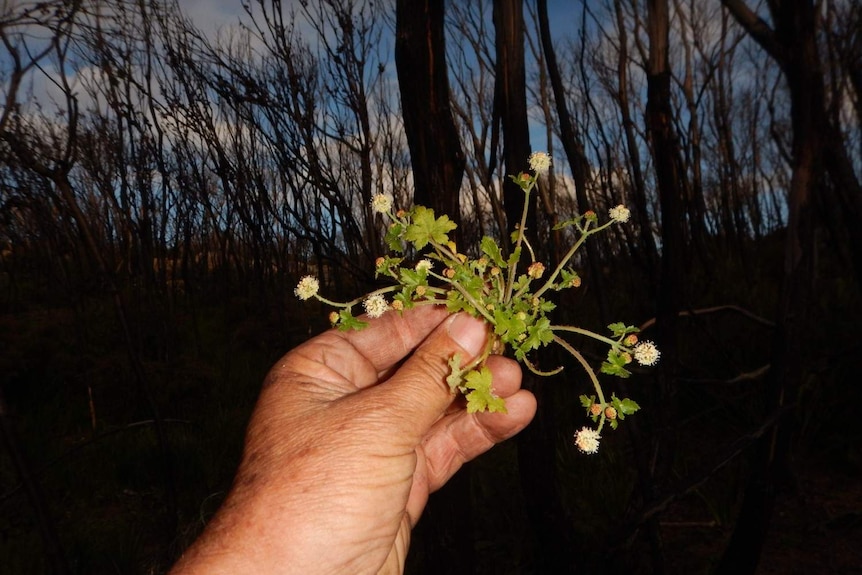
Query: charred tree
716 1 825 571
640 0 688 571
395 0 466 233
491 0 534 240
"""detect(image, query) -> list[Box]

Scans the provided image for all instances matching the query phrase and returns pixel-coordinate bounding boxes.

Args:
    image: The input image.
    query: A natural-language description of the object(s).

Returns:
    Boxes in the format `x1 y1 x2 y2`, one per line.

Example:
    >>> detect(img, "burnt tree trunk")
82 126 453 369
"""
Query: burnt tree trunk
717 1 823 572
492 0 534 239
492 2 569 570
395 3 473 572
642 0 687 572
536 0 609 323
395 0 465 233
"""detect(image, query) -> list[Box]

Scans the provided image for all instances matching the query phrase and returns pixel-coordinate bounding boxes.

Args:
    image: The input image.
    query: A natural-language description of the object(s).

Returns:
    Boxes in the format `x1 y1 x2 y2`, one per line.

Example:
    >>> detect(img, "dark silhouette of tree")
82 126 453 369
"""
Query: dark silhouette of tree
491 0 534 239
395 0 465 233
716 1 841 571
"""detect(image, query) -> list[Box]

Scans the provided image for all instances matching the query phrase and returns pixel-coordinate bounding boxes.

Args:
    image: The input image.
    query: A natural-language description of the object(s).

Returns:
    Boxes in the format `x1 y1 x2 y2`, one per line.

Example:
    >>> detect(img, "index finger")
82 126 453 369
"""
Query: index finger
338 304 451 374
283 304 452 391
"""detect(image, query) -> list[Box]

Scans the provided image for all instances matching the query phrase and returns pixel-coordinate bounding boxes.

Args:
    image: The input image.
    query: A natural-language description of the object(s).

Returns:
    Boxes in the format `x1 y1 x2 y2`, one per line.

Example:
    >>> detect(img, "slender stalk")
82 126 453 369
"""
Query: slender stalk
553 334 608 432
552 324 623 349
505 178 536 301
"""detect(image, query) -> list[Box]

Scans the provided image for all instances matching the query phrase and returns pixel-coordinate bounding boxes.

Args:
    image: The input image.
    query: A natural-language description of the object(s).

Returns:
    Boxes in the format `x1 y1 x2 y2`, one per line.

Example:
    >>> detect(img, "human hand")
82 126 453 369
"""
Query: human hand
170 305 536 574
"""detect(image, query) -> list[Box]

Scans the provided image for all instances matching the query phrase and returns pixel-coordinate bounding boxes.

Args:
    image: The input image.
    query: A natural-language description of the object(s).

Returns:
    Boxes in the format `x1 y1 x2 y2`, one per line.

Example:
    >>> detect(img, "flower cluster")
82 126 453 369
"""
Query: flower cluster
633 341 661 366
609 204 631 223
371 194 392 214
294 276 319 300
528 151 552 174
295 153 659 454
574 427 601 454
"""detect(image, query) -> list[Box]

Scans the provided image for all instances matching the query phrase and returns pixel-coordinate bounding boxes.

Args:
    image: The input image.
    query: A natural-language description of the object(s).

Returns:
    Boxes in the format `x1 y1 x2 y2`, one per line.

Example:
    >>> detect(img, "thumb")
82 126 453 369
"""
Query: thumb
371 312 489 436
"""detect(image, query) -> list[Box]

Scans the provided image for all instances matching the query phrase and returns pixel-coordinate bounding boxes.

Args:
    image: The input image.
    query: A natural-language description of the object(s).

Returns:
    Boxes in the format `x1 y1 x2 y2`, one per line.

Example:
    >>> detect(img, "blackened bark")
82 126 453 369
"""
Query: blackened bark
395 2 472 570
643 0 687 572
492 0 534 239
536 0 608 322
395 0 465 232
612 0 660 285
491 0 566 571
716 1 822 572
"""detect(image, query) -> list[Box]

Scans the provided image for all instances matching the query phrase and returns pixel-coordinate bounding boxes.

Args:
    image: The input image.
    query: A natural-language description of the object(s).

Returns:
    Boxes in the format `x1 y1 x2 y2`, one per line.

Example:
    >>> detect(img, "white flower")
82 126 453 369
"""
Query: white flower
415 259 433 272
609 204 631 223
633 341 661 366
294 276 319 300
574 427 601 454
528 151 552 174
363 293 390 318
370 194 392 214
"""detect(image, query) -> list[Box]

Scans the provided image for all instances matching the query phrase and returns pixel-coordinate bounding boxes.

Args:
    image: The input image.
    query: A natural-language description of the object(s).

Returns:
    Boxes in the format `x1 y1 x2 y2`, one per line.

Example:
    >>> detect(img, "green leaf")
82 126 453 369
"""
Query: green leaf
404 206 457 249
506 246 522 270
552 217 578 231
481 236 506 268
399 267 427 288
556 268 580 290
463 366 507 414
608 322 639 338
600 361 632 378
601 349 632 378
522 316 554 351
445 289 476 315
513 274 531 293
375 256 402 278
493 308 527 344
385 223 405 252
337 309 368 331
608 394 639 423
618 397 641 416
446 353 465 393
393 289 417 310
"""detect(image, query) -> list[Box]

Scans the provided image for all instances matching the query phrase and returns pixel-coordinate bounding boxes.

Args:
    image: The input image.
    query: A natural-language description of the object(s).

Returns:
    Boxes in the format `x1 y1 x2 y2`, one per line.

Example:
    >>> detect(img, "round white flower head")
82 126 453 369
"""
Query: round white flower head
370 194 392 214
415 259 433 272
633 340 661 366
528 151 552 174
574 427 601 454
294 275 319 300
363 293 390 318
609 204 631 223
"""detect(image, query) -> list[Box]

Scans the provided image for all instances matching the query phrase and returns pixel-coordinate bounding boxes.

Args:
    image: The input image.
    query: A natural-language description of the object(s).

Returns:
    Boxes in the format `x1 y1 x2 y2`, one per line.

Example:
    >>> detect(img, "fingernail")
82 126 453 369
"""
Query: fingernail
448 313 487 357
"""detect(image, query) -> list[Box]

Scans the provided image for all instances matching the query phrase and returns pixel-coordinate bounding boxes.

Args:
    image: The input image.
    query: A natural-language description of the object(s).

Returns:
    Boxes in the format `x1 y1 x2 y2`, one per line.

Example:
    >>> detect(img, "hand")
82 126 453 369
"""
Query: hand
170 305 536 574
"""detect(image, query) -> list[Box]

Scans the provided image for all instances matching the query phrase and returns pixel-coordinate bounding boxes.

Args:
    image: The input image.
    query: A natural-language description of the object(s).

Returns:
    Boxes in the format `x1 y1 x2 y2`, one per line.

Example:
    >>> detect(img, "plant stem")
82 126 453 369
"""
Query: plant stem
553 334 607 432
505 177 535 302
551 324 622 349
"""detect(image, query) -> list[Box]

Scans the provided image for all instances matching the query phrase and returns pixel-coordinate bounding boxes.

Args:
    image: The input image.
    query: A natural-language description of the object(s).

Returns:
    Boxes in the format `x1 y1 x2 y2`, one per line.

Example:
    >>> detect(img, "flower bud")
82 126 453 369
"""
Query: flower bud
527 262 545 279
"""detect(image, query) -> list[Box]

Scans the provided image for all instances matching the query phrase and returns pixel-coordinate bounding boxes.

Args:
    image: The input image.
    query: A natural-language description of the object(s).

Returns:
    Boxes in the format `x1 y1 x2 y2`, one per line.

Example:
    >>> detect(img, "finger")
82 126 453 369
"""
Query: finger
419 388 536 494
271 305 450 393
339 305 451 375
363 312 490 437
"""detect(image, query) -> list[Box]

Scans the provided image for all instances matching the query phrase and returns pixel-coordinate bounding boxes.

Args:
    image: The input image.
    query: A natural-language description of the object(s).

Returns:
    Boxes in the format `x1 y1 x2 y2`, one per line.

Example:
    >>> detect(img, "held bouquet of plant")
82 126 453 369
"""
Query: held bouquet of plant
295 152 659 454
